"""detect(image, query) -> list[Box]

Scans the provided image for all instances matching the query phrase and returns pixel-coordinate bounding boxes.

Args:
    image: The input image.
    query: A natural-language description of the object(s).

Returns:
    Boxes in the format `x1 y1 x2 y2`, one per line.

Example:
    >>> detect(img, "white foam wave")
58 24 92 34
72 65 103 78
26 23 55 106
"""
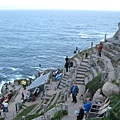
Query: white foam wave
33 55 47 59
27 75 36 80
7 67 22 71
78 33 93 39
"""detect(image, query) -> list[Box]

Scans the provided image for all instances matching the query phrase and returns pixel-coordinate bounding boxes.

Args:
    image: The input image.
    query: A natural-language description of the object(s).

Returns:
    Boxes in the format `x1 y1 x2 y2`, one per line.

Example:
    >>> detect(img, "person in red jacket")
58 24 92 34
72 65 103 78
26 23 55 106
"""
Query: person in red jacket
98 43 103 57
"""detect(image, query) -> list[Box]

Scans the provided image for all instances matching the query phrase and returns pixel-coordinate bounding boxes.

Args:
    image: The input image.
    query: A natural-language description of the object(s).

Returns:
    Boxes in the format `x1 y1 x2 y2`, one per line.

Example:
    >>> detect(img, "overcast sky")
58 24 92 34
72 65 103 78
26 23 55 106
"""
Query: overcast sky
0 0 120 11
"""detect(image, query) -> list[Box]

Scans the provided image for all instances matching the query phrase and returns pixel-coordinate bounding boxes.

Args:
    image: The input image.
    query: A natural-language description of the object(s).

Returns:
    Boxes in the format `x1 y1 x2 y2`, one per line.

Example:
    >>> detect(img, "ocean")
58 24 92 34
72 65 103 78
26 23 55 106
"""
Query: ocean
0 10 120 91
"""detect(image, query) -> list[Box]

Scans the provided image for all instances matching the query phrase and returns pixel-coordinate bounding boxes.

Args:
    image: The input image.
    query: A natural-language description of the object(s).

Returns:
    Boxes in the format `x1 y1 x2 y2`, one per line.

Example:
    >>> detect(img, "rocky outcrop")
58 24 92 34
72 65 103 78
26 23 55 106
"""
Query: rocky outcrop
102 81 119 97
93 89 106 102
107 22 120 45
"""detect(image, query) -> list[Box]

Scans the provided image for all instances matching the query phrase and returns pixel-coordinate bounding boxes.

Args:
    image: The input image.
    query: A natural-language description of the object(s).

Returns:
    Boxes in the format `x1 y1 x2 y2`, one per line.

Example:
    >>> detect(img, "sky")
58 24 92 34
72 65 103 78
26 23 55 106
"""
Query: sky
0 0 120 11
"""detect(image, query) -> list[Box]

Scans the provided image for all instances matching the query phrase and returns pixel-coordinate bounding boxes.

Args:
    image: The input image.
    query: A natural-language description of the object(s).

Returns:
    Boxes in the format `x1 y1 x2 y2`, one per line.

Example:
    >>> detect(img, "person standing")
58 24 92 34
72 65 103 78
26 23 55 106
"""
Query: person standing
98 43 103 57
65 56 69 72
22 92 24 100
71 83 79 103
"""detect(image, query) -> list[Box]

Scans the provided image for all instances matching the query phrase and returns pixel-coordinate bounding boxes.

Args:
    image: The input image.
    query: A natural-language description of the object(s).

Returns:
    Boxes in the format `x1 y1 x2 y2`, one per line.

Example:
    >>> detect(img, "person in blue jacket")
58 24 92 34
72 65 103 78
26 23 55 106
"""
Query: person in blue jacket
71 83 79 103
84 98 92 113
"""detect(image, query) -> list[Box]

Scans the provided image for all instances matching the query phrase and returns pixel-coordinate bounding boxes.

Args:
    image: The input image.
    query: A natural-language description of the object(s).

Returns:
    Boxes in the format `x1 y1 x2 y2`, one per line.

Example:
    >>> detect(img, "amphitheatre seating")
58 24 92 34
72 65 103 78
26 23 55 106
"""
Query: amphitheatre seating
89 98 110 117
102 49 114 60
91 97 110 109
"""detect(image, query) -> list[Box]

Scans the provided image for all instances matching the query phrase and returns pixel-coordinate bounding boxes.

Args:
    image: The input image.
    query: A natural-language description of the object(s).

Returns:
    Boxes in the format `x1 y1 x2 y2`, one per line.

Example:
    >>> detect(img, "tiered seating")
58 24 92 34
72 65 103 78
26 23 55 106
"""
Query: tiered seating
89 98 110 118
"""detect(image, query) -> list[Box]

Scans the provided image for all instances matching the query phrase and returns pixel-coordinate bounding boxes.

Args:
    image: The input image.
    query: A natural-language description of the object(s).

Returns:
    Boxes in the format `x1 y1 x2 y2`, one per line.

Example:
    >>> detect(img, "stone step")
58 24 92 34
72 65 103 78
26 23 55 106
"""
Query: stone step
82 59 89 63
79 65 88 70
76 78 84 82
60 80 70 86
76 81 85 85
58 85 63 89
76 74 85 78
60 82 69 87
102 49 114 59
62 77 68 81
77 71 86 75
110 49 119 55
77 68 87 72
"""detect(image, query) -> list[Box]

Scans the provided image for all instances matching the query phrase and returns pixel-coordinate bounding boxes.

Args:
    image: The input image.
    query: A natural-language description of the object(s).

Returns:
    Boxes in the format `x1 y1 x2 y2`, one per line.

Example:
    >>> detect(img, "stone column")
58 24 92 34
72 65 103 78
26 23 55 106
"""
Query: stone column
43 104 46 113
60 103 63 110
104 34 107 42
64 92 67 101
82 52 84 61
46 114 51 120
101 71 107 82
114 68 118 79
91 42 93 53
64 104 68 114
89 51 92 62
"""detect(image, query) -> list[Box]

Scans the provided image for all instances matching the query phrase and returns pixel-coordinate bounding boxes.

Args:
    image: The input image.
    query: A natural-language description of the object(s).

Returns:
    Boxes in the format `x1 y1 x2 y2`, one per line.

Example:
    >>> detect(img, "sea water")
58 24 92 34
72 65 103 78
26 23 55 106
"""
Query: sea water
0 10 120 91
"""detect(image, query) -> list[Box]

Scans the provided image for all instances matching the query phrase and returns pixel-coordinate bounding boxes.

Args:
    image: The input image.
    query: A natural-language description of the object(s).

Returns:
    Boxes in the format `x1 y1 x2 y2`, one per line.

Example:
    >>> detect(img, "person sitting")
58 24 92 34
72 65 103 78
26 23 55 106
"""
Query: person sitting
84 98 92 117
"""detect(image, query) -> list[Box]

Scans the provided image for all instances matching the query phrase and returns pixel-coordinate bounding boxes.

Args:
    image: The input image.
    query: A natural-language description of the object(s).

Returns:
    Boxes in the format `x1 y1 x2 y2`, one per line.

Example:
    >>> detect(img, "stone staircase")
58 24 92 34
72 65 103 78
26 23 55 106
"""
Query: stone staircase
76 59 89 85
58 73 70 90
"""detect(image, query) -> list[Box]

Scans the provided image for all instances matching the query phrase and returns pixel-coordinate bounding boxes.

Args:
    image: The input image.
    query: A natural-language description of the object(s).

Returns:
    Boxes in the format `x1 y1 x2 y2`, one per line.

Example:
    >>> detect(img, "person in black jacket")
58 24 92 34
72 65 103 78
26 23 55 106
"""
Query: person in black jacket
77 105 84 120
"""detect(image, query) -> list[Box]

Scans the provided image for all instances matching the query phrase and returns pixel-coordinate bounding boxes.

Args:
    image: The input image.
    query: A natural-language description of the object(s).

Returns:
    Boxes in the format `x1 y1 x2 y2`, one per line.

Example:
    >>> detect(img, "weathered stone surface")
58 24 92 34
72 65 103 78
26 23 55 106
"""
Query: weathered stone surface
93 89 105 102
102 81 119 97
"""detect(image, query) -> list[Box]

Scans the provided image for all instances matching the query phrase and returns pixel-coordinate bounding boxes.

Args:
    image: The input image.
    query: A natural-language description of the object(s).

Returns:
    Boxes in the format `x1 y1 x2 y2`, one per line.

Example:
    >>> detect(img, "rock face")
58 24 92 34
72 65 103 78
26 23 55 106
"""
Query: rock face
113 22 120 40
102 81 119 97
106 22 120 44
93 89 106 102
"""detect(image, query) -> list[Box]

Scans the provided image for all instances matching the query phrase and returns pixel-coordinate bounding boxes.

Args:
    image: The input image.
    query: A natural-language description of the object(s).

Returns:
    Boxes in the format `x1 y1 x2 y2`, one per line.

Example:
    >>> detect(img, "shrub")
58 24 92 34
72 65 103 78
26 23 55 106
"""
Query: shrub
51 110 68 120
86 73 104 97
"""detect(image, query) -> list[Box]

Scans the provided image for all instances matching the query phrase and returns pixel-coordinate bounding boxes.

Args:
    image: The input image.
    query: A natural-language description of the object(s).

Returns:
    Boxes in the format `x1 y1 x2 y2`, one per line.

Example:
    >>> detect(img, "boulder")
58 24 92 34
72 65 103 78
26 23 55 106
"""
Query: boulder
102 81 119 97
93 89 106 102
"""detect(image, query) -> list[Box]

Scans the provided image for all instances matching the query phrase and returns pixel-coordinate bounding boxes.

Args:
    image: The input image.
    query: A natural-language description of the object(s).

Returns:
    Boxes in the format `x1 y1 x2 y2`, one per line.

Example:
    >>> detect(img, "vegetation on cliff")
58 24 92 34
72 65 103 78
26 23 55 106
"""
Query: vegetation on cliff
85 73 104 97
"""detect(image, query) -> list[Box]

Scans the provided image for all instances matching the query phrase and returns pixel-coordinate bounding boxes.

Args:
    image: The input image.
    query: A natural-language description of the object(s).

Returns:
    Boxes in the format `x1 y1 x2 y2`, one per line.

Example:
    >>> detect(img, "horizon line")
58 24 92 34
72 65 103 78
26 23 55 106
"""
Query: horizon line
0 9 120 12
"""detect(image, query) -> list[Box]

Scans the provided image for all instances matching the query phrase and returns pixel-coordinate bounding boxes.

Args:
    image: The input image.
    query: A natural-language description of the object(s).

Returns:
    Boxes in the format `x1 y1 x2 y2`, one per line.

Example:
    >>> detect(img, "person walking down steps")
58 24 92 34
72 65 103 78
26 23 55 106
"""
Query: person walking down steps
65 56 69 72
71 83 79 103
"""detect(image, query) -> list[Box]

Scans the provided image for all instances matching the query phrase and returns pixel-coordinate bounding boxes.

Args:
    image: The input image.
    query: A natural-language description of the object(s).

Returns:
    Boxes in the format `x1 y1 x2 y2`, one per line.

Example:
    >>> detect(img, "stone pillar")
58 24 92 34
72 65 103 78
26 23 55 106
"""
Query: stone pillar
101 71 107 82
60 103 63 110
114 68 118 79
64 92 67 101
91 42 93 53
89 51 92 62
75 69 77 78
43 104 46 113
46 114 51 120
64 104 68 114
82 52 84 61
104 34 107 42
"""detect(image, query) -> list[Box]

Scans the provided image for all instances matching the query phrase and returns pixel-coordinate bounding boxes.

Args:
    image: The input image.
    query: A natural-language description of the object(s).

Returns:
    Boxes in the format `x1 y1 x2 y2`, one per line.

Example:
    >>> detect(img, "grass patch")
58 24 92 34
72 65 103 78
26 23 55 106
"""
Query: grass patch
13 104 37 120
86 73 104 97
